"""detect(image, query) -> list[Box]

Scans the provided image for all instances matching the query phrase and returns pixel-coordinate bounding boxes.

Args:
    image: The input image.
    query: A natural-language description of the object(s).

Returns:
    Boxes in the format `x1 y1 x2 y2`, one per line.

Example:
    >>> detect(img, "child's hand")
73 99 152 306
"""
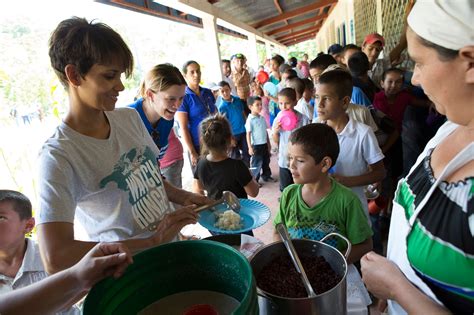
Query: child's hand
230 137 237 147
190 151 199 166
248 146 254 156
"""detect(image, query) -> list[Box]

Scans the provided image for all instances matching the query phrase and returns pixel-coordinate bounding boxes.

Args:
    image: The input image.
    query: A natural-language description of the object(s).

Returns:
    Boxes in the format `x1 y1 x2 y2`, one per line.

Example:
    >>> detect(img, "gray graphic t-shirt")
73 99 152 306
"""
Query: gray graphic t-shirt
37 108 171 242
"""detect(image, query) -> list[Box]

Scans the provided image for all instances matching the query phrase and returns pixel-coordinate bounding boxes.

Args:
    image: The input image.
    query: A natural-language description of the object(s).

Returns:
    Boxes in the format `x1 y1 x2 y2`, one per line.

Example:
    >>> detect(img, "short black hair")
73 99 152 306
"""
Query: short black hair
288 56 298 67
342 44 360 55
49 17 134 89
302 78 314 90
279 63 291 73
282 68 297 80
287 77 305 97
221 59 230 64
290 123 339 167
0 190 32 220
182 60 199 74
278 87 297 101
217 80 230 88
382 67 405 81
247 96 262 106
328 44 343 55
318 70 353 99
309 54 337 70
271 54 285 66
347 51 369 77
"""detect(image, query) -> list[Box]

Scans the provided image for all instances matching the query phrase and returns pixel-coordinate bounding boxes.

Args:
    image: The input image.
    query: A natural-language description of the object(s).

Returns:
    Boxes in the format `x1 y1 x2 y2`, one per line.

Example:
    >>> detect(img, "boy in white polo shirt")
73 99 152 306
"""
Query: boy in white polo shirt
0 190 44 295
0 190 78 314
315 70 386 220
245 96 274 184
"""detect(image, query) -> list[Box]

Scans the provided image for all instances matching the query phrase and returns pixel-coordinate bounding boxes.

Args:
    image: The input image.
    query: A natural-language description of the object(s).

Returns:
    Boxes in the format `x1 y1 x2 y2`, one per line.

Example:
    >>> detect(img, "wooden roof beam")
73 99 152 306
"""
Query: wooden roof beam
251 0 336 29
281 33 316 45
108 0 202 27
266 13 327 36
276 25 321 42
285 35 316 46
273 0 288 25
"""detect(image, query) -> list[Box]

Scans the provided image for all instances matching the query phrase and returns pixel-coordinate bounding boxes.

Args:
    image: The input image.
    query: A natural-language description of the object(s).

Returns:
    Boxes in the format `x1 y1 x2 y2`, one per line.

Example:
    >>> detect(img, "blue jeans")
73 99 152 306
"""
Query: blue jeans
231 132 250 167
250 144 271 181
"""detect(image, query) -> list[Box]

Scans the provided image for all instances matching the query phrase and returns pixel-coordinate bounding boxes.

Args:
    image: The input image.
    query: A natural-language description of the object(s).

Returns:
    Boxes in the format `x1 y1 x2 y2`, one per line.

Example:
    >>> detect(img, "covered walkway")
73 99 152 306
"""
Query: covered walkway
97 0 412 79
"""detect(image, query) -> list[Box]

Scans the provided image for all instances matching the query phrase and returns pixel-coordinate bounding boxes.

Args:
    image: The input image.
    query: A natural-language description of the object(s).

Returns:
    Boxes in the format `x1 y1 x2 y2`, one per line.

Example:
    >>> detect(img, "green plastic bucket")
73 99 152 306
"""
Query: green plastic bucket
83 240 258 315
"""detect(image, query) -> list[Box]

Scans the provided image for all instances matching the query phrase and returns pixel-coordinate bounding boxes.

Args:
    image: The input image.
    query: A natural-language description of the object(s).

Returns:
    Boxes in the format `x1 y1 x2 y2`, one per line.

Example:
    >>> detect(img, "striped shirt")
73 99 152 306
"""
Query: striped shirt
395 148 474 313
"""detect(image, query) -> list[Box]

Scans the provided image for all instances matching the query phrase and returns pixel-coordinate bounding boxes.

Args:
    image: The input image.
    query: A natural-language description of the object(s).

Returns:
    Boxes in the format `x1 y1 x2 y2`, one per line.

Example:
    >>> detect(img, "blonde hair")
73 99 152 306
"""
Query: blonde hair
138 63 186 98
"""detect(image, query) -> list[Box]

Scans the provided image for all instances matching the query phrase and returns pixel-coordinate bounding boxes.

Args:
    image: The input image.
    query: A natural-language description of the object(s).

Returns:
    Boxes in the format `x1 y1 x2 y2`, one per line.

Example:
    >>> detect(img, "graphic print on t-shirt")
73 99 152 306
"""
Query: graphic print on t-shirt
100 146 170 230
288 219 339 248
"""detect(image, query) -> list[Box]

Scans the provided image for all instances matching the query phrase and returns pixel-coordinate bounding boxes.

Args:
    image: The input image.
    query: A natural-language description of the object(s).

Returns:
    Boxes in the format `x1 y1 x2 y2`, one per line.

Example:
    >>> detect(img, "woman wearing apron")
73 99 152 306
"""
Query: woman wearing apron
360 1 474 314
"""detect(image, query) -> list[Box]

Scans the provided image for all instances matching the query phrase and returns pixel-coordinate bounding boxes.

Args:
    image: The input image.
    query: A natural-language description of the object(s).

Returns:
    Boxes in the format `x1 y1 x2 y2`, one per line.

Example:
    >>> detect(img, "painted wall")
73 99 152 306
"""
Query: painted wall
315 0 355 53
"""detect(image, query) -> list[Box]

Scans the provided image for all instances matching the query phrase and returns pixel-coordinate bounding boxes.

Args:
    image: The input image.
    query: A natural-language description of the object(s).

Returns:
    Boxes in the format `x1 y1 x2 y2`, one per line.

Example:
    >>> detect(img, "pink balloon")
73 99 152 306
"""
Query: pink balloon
278 110 298 131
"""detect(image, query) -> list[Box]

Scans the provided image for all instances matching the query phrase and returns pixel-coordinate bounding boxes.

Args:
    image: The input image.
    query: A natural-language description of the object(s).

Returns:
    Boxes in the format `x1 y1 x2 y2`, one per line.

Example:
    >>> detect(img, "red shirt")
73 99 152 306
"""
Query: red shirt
373 90 413 131
160 129 183 168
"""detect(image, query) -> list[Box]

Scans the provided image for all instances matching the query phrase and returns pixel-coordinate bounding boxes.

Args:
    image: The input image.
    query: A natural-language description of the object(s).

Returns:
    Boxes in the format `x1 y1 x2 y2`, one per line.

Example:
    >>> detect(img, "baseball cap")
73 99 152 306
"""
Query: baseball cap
327 44 343 55
231 53 246 60
207 82 221 91
363 33 385 47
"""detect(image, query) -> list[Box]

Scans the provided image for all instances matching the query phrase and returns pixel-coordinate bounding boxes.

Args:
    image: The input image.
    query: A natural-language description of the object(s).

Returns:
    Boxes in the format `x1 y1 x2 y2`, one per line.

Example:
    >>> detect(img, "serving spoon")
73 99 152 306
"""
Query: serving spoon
276 223 317 298
194 190 241 213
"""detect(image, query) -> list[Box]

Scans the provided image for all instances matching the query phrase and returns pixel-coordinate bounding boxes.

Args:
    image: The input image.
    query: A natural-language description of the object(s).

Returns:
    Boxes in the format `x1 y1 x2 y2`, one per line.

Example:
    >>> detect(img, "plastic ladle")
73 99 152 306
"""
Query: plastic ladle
276 223 317 298
194 190 241 213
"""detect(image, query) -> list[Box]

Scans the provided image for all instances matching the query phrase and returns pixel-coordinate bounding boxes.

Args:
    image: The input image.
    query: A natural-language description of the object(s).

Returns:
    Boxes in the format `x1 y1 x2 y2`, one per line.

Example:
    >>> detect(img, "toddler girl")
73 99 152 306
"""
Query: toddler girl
193 114 259 200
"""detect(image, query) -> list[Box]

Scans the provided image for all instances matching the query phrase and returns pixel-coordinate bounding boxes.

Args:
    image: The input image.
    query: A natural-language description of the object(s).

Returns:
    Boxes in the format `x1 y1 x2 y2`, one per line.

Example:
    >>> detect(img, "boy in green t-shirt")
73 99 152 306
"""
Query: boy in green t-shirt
273 123 373 264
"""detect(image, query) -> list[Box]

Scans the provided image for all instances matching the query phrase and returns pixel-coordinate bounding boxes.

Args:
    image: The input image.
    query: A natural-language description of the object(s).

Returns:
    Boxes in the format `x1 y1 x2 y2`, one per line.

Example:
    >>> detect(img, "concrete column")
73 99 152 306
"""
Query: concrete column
246 32 259 71
201 14 224 83
376 0 383 34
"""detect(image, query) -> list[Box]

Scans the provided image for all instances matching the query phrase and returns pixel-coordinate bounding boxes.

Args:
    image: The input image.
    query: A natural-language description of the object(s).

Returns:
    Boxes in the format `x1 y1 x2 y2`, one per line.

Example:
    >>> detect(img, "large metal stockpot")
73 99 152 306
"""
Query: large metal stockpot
250 233 351 315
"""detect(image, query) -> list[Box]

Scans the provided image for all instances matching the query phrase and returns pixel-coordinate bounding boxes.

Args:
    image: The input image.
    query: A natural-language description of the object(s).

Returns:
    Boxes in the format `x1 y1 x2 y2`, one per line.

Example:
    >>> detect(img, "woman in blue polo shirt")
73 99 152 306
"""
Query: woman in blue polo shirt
176 61 217 169
128 63 185 161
